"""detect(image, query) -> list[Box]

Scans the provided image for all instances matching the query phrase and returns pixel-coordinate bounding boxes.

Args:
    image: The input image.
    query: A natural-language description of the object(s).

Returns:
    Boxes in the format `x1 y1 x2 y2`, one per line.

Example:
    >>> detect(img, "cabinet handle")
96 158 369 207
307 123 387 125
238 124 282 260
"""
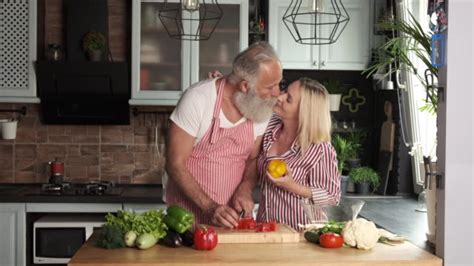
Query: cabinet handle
313 61 318 66
321 61 326 66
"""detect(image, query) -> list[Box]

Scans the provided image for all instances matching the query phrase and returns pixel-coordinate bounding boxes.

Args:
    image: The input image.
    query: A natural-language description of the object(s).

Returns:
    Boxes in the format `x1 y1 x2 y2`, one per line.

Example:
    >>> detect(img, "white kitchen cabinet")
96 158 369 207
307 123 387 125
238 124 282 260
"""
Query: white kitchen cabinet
130 0 248 106
0 203 26 266
268 0 371 70
0 0 39 103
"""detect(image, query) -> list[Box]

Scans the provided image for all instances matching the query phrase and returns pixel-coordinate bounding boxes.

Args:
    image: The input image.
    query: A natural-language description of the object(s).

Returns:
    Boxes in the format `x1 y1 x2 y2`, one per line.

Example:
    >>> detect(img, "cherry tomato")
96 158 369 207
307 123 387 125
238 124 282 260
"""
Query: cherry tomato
255 221 277 232
319 233 344 248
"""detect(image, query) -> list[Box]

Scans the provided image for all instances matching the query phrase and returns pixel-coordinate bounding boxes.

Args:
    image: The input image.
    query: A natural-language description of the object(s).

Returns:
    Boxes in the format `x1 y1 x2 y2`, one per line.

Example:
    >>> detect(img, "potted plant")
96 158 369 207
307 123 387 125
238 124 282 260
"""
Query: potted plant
364 13 437 114
345 131 367 170
332 134 357 195
349 167 380 195
323 80 344 112
82 31 106 61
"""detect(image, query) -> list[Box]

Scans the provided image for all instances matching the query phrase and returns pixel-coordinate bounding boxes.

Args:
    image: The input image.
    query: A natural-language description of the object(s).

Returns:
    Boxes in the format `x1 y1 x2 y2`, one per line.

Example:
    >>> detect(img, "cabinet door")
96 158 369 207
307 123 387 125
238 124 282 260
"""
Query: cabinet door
0 0 38 103
319 0 371 70
0 203 26 266
268 0 319 70
131 0 190 106
193 0 248 82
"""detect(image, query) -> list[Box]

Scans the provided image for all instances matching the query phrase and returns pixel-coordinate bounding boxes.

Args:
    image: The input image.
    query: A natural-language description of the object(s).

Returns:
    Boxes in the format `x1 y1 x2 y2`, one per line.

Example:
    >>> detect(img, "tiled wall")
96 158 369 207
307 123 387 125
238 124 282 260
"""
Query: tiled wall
0 103 172 184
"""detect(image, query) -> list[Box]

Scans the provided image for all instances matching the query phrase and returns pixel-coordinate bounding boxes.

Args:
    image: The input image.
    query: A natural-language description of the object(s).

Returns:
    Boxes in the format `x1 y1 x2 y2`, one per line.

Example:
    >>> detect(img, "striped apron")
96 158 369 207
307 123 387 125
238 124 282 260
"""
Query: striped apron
166 79 254 224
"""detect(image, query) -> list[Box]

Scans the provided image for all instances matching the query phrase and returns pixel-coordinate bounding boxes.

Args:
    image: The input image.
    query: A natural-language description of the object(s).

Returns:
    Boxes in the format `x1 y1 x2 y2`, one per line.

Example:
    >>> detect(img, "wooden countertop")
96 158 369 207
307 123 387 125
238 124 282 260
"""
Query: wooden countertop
69 233 442 266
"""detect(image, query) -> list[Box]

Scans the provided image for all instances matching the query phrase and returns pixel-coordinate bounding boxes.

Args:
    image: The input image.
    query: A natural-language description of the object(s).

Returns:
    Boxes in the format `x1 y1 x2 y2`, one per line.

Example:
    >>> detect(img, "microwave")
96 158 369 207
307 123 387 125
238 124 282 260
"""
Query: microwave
33 214 105 264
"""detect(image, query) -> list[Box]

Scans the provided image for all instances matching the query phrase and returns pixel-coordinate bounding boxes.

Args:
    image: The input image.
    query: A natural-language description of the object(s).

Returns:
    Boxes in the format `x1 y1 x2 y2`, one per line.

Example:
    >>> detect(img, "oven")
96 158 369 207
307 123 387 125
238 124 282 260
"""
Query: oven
33 214 104 264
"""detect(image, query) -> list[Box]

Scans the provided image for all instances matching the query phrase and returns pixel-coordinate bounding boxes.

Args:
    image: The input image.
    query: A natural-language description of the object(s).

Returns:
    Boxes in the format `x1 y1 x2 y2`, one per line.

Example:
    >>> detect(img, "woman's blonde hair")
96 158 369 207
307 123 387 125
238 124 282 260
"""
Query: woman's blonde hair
297 78 332 153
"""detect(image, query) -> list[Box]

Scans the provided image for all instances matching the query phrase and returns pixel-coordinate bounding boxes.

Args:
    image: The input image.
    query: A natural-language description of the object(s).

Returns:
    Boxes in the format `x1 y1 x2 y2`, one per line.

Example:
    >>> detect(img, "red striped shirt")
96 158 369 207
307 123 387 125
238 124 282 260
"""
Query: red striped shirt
166 80 254 224
256 115 341 230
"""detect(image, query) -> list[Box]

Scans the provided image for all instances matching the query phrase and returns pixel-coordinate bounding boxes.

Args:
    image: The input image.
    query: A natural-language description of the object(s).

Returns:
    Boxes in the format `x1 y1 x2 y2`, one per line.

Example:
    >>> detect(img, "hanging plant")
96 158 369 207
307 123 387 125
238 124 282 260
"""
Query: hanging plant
364 12 438 114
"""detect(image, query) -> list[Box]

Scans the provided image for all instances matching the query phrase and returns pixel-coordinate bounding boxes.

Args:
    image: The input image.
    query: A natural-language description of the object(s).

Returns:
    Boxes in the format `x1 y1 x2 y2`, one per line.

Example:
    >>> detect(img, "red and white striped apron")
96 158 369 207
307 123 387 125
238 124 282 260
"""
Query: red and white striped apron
166 79 255 224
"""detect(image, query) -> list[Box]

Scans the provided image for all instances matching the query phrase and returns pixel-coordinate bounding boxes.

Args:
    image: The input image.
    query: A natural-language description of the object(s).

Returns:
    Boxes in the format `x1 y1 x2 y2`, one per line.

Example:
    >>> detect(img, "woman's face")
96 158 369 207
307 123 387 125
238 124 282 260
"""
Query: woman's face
273 80 301 119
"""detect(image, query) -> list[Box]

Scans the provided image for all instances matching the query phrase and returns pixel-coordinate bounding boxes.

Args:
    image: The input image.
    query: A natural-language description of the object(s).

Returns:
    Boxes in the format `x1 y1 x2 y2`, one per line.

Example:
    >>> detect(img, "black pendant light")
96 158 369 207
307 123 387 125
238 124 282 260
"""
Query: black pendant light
158 0 223 41
283 0 350 45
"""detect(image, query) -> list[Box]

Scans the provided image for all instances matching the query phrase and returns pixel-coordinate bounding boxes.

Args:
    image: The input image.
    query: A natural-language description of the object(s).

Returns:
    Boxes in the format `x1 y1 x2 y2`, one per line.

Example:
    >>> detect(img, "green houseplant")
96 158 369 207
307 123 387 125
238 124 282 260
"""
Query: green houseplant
332 134 356 174
332 134 358 195
345 130 367 169
364 12 438 113
82 31 106 61
349 167 380 194
323 80 343 112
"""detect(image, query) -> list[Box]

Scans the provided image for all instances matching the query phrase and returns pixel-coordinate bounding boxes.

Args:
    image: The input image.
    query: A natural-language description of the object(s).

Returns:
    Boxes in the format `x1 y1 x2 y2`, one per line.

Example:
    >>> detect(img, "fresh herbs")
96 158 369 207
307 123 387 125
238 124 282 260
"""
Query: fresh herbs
318 220 346 235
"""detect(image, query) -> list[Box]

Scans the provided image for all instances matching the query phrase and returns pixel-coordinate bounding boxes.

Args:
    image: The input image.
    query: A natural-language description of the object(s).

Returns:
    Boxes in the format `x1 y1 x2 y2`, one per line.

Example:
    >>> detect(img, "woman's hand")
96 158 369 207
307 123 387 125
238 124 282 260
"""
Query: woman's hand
266 167 295 189
267 167 313 198
208 70 223 79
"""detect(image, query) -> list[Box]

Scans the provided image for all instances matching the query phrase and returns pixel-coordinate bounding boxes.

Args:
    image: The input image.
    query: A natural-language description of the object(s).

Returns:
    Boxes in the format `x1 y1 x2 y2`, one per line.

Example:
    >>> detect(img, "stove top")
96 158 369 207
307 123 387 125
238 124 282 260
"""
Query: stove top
36 181 122 196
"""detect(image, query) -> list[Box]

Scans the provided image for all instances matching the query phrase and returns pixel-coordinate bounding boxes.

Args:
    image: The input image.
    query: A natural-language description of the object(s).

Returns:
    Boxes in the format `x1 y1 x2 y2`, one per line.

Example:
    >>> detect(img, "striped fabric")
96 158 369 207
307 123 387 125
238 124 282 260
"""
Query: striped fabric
256 115 341 231
166 79 254 224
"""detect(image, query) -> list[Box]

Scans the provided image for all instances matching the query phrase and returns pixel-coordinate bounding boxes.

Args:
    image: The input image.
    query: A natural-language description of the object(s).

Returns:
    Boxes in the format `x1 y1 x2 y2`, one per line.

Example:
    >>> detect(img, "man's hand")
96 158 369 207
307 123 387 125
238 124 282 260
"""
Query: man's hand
231 189 254 218
208 204 240 228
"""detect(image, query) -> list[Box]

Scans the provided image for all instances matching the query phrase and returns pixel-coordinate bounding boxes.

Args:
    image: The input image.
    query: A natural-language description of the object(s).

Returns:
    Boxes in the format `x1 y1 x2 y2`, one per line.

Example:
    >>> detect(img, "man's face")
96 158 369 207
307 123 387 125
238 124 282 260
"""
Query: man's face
253 61 283 100
234 61 283 122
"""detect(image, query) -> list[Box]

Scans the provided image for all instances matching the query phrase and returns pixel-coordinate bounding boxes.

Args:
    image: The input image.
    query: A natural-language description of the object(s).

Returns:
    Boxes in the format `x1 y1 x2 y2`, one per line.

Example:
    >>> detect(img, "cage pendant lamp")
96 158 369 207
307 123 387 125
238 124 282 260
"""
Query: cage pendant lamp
158 0 223 41
283 0 350 45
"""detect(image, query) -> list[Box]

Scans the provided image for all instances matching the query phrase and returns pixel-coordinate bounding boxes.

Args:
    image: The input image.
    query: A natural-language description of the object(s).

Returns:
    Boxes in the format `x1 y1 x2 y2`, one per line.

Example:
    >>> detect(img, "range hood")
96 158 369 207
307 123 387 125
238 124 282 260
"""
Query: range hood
36 0 130 125
37 62 130 125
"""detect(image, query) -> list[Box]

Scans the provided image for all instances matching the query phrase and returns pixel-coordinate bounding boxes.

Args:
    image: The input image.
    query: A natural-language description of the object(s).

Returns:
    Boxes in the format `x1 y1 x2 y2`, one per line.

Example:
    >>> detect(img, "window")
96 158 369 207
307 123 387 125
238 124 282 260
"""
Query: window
396 0 437 187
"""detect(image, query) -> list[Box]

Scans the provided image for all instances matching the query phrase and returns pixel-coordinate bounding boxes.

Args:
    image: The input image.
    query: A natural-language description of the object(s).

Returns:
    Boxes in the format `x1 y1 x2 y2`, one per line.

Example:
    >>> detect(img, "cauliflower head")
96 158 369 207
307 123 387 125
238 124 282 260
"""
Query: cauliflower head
342 218 380 250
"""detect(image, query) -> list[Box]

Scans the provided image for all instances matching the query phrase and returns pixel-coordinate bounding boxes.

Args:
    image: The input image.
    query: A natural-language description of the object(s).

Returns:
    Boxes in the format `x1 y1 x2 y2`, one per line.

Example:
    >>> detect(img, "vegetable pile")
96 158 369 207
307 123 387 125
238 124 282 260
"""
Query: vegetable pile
97 209 168 250
160 205 195 248
304 218 405 250
304 220 346 249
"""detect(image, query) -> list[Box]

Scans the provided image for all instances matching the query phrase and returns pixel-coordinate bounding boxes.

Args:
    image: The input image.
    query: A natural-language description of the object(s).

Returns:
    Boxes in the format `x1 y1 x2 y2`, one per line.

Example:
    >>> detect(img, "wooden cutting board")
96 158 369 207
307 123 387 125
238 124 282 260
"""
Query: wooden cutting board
212 223 300 244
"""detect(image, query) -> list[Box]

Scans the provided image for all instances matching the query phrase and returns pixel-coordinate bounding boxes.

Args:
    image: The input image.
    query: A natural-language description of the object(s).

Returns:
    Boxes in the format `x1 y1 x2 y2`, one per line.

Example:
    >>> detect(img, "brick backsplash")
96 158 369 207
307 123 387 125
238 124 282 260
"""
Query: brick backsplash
0 103 172 184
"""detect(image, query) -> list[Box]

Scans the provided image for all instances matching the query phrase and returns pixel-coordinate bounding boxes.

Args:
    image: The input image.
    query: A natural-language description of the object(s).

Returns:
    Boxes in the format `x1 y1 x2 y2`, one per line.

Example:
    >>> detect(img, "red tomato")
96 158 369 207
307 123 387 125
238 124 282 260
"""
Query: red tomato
255 221 277 232
237 217 257 230
193 225 218 250
319 233 344 248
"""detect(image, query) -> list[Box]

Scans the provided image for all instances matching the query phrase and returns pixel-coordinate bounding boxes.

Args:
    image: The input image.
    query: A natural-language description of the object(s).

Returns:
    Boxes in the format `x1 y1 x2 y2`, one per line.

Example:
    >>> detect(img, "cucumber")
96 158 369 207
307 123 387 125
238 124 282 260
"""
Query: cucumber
124 231 137 247
135 233 157 250
304 230 320 244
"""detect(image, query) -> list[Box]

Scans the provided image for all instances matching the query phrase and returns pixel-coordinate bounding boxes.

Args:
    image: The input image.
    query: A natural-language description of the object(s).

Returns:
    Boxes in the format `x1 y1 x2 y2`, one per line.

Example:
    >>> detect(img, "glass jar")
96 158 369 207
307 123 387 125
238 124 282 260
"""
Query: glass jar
45 44 64 61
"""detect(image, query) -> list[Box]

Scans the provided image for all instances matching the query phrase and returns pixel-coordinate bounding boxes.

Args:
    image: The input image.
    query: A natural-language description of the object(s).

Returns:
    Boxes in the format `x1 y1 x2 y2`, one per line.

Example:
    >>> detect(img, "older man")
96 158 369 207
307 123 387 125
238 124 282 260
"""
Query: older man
165 42 282 228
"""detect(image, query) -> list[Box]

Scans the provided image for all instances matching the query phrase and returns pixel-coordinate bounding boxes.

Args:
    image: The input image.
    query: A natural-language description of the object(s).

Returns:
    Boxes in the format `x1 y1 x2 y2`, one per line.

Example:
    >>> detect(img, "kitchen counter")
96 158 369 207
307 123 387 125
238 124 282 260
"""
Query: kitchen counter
69 233 442 266
0 184 164 203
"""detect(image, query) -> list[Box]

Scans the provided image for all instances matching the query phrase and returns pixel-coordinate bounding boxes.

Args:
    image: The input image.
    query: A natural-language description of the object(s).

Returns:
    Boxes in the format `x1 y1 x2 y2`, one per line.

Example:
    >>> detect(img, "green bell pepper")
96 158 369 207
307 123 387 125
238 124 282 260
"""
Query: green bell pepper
163 205 194 234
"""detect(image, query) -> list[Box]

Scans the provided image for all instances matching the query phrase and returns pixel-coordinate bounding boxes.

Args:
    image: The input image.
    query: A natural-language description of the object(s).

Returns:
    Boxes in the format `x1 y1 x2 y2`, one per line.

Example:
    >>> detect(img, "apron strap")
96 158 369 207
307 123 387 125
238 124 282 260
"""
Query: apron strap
210 79 226 144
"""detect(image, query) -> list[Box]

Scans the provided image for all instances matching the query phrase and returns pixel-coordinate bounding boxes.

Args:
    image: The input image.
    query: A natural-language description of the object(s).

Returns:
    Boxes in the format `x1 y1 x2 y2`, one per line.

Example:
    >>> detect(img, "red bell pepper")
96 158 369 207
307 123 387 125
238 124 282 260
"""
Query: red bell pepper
193 225 218 250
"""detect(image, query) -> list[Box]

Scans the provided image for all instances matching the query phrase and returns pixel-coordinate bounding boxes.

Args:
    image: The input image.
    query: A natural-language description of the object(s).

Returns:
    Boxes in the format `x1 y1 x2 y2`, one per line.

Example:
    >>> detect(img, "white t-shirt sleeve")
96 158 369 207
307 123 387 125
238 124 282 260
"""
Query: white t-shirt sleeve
253 117 271 137
169 86 208 138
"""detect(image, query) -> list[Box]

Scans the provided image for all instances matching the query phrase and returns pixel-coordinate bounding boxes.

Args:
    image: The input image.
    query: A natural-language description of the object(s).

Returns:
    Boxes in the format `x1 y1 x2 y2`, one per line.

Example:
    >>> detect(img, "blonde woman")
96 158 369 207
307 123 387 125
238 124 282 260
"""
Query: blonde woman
256 78 341 230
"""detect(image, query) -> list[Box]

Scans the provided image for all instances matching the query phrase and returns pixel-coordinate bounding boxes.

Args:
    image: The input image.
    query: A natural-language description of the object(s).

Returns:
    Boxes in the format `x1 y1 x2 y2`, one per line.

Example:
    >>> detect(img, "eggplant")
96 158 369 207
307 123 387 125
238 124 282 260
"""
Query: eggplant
160 230 182 248
179 230 194 247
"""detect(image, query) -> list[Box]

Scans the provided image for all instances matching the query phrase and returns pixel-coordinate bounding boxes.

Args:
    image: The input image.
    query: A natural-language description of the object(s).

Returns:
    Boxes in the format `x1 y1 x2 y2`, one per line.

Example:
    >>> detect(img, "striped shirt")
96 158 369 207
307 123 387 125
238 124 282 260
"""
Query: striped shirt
256 115 341 231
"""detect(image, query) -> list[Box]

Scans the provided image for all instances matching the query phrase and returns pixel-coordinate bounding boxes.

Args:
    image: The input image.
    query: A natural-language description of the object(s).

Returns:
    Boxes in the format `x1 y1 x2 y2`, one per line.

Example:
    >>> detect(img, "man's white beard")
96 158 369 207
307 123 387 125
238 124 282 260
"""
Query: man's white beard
234 86 277 123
